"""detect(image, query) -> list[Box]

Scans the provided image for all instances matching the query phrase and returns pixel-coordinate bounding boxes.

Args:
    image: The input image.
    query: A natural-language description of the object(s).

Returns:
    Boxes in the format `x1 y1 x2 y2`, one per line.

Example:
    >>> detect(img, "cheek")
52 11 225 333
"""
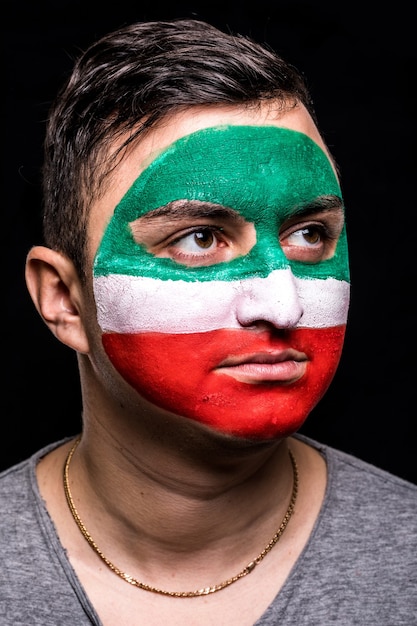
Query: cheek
102 326 345 439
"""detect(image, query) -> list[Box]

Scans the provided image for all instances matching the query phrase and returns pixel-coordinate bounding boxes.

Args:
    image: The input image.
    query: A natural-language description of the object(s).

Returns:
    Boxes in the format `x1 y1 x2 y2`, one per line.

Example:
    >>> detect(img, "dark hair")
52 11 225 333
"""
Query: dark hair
42 18 316 280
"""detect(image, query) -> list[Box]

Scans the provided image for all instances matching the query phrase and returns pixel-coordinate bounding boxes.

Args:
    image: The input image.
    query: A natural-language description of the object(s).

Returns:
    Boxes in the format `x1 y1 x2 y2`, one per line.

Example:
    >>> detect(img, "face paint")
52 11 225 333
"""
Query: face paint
94 125 350 439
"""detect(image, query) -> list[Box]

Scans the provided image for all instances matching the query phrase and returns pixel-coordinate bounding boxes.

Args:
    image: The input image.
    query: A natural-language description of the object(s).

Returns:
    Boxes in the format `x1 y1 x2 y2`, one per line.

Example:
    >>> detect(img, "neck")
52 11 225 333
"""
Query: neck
72 411 295 555
38 403 328 600
65 435 299 598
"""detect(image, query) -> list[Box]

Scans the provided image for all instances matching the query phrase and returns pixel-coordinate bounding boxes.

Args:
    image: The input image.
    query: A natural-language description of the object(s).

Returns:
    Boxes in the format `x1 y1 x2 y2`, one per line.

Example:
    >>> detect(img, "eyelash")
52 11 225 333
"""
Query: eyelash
280 221 339 263
167 226 228 259
282 222 331 244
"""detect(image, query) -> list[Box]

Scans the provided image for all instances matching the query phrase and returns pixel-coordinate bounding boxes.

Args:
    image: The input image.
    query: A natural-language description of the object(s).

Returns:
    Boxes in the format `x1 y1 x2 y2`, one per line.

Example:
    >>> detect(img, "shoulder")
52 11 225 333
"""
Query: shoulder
295 433 417 551
0 437 74 536
0 438 98 625
326 441 417 510
272 435 417 625
258 435 417 626
0 439 69 494
296 433 417 502
294 433 417 555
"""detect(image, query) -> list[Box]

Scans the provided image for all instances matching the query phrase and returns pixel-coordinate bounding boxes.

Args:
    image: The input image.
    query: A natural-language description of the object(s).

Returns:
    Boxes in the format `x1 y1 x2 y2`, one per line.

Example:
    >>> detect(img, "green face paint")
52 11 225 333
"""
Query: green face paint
94 125 349 283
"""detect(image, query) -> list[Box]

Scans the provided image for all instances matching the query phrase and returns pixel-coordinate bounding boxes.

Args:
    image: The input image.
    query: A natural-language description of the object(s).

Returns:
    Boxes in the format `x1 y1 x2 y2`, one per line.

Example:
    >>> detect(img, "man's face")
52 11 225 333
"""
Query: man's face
91 105 350 440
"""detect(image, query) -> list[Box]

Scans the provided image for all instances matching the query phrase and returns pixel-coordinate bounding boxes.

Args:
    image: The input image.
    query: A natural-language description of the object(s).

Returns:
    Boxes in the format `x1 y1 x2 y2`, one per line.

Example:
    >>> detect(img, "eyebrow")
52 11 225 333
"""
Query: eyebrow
135 200 246 223
131 194 344 234
290 194 344 218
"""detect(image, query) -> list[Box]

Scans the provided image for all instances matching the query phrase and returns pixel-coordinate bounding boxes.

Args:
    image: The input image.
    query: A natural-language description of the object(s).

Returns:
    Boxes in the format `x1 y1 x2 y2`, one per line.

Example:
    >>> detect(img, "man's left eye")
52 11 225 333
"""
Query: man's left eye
280 223 336 263
286 226 322 246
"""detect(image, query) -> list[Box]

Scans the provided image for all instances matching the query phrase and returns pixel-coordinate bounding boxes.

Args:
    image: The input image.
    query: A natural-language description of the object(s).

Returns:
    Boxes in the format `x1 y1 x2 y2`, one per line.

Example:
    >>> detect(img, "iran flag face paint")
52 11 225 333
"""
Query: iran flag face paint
93 125 350 440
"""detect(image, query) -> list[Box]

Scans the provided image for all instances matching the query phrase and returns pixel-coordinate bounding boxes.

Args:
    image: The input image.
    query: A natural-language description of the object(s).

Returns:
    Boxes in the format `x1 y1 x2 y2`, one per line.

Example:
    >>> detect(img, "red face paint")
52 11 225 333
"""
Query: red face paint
103 326 345 439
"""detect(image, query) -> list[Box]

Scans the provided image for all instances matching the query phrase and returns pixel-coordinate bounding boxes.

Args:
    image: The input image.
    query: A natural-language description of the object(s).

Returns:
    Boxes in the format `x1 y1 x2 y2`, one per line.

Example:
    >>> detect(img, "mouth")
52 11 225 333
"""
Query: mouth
215 349 308 385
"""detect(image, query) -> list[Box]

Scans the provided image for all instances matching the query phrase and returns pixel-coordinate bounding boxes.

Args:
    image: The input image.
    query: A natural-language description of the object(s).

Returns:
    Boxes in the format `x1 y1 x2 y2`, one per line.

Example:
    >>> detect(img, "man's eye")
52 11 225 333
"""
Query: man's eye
162 226 230 265
172 228 222 253
280 223 334 263
131 207 257 268
286 226 322 247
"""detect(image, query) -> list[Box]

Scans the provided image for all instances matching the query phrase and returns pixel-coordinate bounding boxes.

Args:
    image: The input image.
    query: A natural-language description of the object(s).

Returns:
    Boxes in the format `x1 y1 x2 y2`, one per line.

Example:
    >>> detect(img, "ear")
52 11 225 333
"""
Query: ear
25 246 90 354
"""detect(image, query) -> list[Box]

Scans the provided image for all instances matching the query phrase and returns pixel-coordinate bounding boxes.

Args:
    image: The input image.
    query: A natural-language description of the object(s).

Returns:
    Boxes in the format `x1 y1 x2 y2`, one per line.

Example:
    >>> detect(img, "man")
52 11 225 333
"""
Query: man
1 19 416 625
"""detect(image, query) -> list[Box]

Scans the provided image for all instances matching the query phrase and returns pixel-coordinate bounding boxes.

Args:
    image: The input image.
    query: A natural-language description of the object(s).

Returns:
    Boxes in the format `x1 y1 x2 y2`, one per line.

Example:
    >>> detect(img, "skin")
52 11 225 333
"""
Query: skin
26 102 347 625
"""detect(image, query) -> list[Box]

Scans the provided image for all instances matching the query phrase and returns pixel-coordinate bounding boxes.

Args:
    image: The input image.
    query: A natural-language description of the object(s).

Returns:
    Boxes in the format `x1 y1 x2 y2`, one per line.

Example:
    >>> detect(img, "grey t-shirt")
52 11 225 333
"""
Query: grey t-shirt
1 435 416 625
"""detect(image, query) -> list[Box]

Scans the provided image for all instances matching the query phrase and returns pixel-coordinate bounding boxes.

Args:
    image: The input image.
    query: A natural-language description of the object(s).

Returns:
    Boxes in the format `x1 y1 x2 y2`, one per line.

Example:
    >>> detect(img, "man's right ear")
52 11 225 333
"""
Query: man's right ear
25 246 90 354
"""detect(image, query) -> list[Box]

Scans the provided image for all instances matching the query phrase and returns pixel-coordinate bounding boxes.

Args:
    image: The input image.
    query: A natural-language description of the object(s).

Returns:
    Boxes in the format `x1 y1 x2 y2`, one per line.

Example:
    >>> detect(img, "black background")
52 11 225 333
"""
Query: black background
3 0 416 482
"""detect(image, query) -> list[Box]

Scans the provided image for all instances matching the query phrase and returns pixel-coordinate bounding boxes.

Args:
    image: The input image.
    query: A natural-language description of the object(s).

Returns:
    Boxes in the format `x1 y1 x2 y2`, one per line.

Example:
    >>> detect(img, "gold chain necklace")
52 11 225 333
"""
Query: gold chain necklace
63 437 298 598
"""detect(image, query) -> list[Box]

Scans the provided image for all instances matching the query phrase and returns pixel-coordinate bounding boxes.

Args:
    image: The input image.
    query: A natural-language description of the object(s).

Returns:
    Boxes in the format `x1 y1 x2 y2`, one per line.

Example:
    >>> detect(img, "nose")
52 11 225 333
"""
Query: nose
234 268 303 329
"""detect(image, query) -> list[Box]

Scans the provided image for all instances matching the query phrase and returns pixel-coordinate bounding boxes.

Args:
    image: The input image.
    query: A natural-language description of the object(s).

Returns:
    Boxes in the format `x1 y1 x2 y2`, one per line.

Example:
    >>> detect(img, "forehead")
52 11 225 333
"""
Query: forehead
115 126 339 225
88 104 335 257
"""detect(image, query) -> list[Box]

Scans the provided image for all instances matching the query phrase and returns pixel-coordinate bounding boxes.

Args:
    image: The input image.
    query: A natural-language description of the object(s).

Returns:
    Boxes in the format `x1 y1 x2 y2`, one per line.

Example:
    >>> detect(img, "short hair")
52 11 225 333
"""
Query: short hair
42 18 316 281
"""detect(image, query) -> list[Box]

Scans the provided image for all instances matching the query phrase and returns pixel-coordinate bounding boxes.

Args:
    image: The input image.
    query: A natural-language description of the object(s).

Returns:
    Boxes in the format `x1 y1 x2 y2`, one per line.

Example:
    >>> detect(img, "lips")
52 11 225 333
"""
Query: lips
216 349 308 384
